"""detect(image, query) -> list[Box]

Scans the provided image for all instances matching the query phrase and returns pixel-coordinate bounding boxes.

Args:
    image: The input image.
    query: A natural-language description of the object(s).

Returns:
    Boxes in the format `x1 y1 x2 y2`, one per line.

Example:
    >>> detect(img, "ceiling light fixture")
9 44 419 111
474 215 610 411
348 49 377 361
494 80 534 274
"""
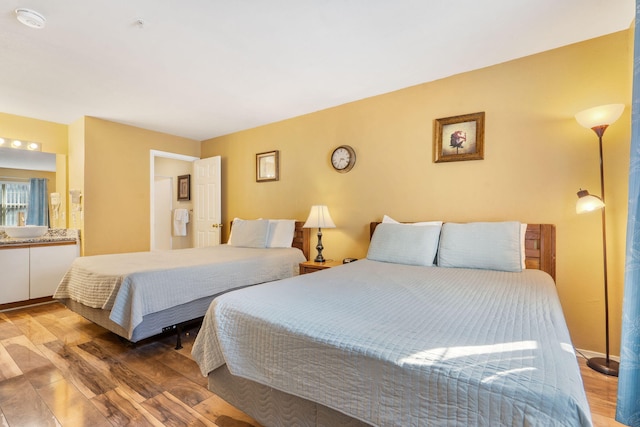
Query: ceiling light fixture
15 8 46 29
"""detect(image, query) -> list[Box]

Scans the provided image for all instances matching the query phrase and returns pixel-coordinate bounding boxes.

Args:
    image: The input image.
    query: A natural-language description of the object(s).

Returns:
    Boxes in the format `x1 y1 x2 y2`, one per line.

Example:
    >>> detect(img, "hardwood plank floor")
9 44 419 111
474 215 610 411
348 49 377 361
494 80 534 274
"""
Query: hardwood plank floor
0 302 625 426
0 303 259 427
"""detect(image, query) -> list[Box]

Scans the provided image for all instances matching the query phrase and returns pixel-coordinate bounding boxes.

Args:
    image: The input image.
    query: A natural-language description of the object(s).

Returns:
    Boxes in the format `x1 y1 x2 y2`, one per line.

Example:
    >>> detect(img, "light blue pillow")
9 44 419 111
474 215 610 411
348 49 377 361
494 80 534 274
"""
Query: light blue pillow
437 221 523 272
367 223 442 266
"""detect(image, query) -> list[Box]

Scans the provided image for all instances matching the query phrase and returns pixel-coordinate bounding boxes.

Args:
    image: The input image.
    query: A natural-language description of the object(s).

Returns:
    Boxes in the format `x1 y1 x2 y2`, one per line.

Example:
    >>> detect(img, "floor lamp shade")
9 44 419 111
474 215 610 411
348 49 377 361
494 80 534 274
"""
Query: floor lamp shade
575 104 624 130
303 205 336 263
574 103 624 377
576 189 605 214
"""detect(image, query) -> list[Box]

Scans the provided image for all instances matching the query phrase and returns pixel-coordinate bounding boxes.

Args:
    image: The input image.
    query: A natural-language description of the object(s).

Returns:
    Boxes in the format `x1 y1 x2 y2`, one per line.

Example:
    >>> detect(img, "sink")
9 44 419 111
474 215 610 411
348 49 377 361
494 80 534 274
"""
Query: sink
3 225 48 238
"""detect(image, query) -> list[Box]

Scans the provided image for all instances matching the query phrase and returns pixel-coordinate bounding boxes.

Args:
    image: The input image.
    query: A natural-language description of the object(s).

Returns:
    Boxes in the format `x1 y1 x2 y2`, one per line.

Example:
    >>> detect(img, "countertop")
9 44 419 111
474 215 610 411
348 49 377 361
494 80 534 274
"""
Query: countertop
0 228 79 247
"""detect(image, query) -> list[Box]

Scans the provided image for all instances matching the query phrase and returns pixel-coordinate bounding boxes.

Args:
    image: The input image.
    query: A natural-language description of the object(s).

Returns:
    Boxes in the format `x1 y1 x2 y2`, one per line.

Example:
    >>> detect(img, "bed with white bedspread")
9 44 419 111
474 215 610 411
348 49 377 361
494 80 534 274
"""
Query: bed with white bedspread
55 219 309 344
192 221 591 426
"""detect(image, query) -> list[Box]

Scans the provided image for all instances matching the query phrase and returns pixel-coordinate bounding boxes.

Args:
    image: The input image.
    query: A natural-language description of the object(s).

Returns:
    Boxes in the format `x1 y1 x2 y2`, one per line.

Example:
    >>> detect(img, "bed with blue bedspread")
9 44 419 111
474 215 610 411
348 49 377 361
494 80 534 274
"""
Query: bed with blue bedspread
55 219 309 346
192 221 591 427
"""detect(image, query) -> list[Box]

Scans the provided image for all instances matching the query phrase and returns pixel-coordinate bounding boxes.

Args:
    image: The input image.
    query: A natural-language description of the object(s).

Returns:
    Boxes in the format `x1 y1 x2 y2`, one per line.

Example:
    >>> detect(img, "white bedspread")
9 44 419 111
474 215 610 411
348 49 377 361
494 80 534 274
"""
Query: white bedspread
54 245 305 338
192 259 592 427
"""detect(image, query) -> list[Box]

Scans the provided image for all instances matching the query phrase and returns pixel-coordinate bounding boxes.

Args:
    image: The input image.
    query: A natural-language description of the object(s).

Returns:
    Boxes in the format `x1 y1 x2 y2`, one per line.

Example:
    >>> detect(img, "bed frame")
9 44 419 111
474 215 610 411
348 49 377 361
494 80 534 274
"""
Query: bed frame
370 222 556 281
60 221 310 348
292 220 311 261
206 222 557 427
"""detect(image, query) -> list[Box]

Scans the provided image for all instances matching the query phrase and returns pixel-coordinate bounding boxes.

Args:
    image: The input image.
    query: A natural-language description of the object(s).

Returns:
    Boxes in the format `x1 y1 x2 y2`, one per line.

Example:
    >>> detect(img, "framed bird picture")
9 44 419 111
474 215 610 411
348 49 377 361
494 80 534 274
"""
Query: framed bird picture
434 112 485 163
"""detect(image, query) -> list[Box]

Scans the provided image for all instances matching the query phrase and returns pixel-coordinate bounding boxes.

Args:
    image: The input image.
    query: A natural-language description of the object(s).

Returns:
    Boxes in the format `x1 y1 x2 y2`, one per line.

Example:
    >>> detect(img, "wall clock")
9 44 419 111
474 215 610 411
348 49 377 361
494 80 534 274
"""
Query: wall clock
331 145 356 173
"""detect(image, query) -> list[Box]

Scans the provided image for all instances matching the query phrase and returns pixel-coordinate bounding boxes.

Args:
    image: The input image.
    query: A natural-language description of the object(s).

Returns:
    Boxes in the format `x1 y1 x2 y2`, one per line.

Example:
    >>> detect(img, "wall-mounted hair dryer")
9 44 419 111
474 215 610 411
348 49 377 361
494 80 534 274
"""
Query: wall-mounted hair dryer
50 192 61 220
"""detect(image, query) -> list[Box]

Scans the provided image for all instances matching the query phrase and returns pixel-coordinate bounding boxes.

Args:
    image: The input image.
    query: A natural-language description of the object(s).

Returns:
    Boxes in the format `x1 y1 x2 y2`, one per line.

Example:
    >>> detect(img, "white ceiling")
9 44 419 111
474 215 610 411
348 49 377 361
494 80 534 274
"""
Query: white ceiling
0 1 634 141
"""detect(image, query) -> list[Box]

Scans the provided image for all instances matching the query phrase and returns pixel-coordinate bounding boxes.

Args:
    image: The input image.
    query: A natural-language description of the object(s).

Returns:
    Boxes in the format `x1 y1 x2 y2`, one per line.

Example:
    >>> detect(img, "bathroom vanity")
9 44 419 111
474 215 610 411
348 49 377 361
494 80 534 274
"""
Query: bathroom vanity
0 229 79 309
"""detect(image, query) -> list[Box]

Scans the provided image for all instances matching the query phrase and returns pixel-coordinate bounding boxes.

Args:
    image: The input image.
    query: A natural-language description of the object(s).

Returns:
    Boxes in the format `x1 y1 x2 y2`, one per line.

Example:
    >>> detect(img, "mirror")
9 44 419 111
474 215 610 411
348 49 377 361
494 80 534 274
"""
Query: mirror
0 147 64 228
0 147 56 171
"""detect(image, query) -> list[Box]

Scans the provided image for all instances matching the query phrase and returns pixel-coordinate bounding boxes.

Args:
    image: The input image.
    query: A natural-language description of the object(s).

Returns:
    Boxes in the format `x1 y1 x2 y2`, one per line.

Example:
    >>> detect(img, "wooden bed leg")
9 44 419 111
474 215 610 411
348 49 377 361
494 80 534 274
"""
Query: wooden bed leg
175 325 183 350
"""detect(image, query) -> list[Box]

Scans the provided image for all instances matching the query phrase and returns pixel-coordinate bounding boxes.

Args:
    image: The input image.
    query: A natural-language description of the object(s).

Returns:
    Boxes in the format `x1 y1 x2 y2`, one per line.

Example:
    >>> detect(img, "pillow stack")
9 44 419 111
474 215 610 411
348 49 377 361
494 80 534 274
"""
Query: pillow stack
367 215 527 272
228 218 296 248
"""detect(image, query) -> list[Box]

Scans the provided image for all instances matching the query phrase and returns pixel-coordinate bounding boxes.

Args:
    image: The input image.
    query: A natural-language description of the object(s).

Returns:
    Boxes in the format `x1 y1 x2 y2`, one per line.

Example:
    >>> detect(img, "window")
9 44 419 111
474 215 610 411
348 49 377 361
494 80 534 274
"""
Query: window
0 181 30 226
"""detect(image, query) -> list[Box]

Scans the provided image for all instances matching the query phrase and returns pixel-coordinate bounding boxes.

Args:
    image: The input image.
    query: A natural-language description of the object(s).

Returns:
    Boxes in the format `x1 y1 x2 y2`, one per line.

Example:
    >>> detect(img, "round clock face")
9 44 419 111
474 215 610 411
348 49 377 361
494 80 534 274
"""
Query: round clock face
331 145 356 173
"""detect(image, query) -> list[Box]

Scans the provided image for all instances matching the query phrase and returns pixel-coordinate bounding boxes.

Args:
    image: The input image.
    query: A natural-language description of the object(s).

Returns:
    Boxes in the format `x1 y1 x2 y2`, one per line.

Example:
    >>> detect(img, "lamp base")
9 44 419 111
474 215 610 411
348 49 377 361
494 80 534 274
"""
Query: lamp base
314 228 325 263
587 357 619 377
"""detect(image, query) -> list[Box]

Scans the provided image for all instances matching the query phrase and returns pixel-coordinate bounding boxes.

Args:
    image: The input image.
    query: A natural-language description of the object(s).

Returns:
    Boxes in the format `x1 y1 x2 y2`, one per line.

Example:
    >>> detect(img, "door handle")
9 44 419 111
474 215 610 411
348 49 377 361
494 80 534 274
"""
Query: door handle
211 224 223 228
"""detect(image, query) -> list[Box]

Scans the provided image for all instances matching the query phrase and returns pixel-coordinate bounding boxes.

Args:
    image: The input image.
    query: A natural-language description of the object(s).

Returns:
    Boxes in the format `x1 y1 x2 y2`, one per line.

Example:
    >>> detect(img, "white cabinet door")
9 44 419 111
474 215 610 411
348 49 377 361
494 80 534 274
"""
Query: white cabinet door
0 248 29 304
29 244 79 299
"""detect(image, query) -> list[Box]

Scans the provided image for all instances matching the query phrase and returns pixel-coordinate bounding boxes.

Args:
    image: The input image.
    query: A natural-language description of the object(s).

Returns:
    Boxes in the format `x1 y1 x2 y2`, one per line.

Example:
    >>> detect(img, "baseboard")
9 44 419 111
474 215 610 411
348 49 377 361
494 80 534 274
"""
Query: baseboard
575 347 620 363
0 297 54 312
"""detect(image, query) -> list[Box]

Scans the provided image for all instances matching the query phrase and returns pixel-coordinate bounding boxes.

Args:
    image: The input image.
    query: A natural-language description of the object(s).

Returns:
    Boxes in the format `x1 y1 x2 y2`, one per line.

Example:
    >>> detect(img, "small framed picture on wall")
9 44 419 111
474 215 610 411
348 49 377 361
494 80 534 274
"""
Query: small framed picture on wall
177 174 190 201
434 112 485 163
256 150 279 182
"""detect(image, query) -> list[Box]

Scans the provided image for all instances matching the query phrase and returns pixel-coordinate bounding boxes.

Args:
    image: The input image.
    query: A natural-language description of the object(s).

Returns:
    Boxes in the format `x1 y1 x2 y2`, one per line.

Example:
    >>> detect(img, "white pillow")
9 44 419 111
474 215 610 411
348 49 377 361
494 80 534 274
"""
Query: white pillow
228 218 270 248
266 219 296 248
367 223 442 267
382 215 443 227
437 221 523 272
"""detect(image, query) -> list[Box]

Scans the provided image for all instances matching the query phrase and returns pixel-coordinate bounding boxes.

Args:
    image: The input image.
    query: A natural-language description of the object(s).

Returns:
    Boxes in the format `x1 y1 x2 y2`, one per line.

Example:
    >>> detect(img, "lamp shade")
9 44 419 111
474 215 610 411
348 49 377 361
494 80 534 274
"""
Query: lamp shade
303 205 336 229
576 189 605 214
575 104 624 129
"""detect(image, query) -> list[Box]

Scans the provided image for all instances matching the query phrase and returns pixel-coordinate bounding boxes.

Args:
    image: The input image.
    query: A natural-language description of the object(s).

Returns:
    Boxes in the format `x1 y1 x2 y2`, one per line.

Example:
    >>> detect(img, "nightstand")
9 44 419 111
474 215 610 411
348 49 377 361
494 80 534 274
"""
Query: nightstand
299 260 343 275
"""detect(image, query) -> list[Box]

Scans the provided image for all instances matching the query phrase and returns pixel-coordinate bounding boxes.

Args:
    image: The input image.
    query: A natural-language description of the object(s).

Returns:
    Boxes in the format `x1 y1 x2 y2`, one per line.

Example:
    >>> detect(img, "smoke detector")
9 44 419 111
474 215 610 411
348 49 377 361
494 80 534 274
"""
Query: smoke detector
15 8 46 29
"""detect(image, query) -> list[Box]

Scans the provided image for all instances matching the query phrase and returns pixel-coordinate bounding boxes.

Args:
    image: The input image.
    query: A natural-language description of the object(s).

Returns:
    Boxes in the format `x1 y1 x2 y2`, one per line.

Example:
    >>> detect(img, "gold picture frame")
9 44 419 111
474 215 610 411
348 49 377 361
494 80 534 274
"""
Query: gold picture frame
256 150 279 182
434 112 485 163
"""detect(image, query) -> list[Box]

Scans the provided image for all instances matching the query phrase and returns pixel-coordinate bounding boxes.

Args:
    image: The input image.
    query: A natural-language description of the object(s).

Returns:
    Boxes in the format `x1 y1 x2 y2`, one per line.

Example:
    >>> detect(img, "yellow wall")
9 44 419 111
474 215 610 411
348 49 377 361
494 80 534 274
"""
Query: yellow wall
81 117 200 255
201 31 632 356
3 115 201 256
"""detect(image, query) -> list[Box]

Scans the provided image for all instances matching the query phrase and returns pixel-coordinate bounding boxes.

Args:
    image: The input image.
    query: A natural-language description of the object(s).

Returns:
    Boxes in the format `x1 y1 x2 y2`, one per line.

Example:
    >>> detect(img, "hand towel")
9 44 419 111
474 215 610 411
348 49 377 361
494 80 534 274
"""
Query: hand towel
173 209 189 236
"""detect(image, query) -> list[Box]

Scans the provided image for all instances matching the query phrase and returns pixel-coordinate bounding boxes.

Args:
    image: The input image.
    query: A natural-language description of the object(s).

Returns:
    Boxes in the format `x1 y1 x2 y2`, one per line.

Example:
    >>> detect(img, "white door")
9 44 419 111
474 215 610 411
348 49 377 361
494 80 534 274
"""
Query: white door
193 156 222 247
153 177 172 251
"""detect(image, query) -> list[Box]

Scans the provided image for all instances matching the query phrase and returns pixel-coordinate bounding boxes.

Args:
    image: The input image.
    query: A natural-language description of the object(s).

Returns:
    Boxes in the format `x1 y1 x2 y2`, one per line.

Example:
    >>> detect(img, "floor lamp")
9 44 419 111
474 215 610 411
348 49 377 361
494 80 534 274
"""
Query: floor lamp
303 205 336 263
575 103 624 377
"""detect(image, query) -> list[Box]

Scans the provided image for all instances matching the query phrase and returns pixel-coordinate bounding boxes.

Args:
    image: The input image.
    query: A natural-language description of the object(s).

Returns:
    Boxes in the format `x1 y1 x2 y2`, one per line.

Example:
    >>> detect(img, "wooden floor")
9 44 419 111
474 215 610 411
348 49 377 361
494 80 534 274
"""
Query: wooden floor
0 302 625 427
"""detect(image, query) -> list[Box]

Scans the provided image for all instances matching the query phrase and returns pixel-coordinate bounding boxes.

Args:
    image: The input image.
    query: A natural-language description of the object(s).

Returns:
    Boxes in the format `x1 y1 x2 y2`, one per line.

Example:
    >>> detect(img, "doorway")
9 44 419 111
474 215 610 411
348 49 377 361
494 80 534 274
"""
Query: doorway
150 150 199 250
153 176 172 251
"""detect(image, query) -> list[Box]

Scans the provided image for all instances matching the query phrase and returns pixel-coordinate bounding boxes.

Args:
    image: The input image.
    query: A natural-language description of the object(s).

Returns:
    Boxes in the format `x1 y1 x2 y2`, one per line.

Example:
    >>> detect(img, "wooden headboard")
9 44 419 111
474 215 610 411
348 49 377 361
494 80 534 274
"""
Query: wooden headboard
369 222 556 281
294 221 311 261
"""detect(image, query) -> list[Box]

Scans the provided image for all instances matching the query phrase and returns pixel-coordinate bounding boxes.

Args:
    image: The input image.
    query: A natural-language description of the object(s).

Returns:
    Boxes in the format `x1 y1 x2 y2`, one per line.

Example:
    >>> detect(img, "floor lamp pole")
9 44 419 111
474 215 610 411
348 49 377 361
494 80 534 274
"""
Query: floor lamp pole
587 126 619 376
